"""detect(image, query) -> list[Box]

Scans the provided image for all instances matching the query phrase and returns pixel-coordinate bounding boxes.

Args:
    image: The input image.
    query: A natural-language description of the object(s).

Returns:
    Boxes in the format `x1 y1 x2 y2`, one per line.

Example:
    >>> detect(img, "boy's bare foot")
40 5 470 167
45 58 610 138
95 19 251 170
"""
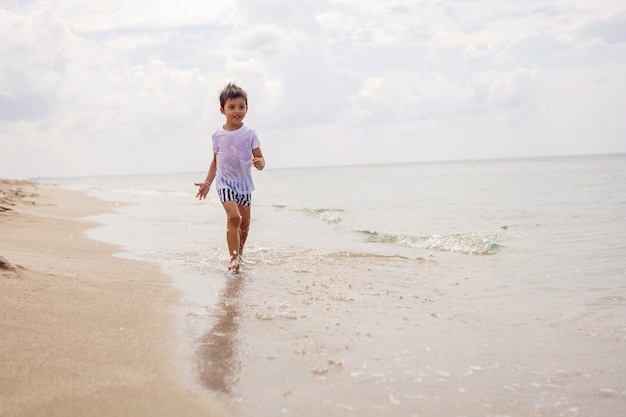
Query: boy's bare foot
228 256 241 272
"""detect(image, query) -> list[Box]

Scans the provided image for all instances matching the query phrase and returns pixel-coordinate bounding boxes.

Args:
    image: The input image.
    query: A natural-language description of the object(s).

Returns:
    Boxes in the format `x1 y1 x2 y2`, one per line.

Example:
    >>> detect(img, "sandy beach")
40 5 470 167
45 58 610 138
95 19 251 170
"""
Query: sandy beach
2 175 625 417
0 180 229 417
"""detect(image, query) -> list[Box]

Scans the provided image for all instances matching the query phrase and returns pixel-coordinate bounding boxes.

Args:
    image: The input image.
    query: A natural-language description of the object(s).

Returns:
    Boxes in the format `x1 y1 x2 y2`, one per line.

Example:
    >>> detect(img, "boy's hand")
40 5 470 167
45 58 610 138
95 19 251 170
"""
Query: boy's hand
253 157 265 170
194 182 210 200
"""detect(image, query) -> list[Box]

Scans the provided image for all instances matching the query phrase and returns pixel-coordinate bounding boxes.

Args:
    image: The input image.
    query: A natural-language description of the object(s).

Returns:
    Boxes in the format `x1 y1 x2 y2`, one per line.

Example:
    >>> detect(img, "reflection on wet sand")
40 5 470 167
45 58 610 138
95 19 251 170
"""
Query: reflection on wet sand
195 274 245 394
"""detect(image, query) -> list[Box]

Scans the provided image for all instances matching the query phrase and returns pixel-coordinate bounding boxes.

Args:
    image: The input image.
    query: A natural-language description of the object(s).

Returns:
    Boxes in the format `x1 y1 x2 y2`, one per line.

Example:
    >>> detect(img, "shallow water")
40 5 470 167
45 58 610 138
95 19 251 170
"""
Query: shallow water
46 154 626 416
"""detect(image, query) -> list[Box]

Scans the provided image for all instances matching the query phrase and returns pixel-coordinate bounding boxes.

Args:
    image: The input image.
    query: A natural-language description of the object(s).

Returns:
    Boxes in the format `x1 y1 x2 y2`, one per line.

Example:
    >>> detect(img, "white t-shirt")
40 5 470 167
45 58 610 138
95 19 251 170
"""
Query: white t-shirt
212 124 261 194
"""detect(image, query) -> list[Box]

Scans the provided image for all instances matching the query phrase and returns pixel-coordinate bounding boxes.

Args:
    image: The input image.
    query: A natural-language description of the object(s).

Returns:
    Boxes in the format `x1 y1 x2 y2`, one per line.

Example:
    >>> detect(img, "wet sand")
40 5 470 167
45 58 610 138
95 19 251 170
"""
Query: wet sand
194 251 626 416
0 180 229 417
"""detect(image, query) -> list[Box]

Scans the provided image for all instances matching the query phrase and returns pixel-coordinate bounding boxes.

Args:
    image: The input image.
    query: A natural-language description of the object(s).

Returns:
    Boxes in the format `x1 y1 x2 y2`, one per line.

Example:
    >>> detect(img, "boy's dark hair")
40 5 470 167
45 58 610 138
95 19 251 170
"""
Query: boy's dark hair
219 82 248 108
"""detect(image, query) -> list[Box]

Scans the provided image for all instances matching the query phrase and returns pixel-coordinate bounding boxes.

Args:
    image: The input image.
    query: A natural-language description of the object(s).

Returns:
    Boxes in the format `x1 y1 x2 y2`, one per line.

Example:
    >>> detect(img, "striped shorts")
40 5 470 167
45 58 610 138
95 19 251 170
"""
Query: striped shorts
217 188 252 207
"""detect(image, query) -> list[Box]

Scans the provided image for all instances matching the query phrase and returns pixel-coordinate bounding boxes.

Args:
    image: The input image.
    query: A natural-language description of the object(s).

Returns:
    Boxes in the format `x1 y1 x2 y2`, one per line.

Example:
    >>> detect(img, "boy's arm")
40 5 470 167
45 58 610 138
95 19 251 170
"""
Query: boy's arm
252 148 265 170
194 153 217 200
206 153 217 183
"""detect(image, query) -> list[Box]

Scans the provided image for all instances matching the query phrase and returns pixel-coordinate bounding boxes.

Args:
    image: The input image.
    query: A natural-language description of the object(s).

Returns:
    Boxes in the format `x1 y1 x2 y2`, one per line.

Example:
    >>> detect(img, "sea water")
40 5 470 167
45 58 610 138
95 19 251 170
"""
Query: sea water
44 154 626 416
46 154 626 300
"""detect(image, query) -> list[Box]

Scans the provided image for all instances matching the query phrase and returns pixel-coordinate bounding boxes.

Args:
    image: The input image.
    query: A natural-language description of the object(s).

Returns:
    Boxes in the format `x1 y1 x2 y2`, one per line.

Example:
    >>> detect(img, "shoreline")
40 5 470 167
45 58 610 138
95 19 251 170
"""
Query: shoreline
0 180 229 417
3 175 625 416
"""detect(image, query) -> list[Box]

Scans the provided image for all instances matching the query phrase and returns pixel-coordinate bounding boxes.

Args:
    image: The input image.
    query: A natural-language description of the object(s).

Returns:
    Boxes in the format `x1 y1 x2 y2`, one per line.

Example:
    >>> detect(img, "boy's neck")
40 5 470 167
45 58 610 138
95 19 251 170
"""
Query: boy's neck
223 122 244 131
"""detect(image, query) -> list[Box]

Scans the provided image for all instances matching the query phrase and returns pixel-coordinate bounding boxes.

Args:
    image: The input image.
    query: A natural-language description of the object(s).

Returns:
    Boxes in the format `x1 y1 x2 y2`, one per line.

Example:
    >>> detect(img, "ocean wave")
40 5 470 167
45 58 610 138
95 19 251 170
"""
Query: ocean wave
357 230 502 255
298 207 344 223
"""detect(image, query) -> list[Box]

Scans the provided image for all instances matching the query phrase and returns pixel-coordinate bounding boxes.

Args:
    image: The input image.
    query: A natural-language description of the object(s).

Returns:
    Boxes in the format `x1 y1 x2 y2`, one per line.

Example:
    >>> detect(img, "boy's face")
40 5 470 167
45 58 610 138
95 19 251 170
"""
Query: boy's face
220 97 248 128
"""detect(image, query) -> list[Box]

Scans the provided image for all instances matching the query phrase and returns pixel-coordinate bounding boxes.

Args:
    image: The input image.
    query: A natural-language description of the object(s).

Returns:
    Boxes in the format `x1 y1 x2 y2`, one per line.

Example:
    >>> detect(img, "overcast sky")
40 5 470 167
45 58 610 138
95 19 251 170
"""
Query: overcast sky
1 0 625 179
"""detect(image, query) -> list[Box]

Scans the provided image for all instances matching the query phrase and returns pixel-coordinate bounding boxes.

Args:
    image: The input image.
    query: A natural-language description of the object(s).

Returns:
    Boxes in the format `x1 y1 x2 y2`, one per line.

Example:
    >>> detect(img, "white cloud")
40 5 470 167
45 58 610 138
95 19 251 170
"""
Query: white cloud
486 67 538 107
52 0 233 32
1 0 625 178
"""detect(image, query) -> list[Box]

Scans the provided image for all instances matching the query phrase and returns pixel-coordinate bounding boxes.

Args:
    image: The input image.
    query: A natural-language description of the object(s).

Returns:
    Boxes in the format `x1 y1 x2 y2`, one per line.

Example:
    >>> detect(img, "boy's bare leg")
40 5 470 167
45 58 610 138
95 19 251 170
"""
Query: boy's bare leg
238 205 251 256
222 201 242 270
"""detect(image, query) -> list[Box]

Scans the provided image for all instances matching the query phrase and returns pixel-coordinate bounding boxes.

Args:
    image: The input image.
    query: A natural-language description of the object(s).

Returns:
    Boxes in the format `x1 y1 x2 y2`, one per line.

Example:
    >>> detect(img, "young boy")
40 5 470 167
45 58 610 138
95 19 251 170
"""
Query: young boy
195 83 265 272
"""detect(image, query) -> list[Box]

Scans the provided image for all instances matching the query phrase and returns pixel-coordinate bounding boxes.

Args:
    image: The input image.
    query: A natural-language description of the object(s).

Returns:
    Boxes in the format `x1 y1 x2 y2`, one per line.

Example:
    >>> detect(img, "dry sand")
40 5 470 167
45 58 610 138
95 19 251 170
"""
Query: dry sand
0 180 230 417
